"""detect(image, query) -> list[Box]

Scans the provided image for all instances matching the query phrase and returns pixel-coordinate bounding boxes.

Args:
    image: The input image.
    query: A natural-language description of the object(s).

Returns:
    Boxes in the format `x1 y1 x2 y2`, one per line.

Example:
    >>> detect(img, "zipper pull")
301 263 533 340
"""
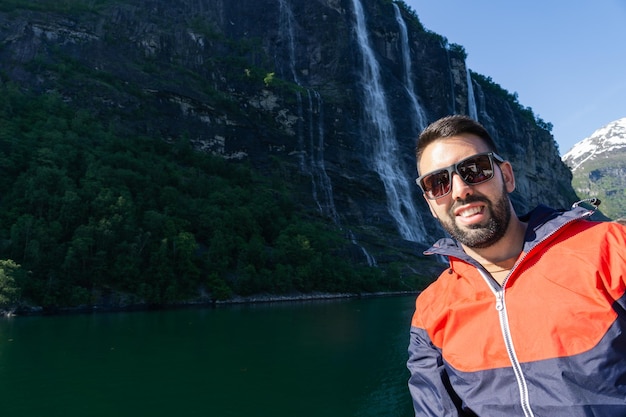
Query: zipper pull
495 291 504 311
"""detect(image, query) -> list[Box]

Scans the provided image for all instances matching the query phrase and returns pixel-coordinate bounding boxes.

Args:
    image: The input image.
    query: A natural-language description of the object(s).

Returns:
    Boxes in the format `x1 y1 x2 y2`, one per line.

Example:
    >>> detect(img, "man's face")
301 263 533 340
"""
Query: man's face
417 135 515 249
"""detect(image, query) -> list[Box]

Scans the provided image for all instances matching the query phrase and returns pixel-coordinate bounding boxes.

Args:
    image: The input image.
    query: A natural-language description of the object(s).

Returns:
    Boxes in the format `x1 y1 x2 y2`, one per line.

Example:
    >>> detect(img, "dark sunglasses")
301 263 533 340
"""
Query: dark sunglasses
416 152 504 200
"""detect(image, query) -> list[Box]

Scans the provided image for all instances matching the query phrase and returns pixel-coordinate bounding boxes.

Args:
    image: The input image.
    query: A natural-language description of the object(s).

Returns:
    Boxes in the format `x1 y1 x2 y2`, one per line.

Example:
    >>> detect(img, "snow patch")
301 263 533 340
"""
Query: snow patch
562 117 626 171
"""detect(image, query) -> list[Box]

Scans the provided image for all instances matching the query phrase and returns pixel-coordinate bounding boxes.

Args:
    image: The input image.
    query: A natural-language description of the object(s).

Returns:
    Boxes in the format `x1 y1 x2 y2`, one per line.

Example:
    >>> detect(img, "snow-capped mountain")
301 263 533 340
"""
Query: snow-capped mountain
563 117 626 171
562 117 626 220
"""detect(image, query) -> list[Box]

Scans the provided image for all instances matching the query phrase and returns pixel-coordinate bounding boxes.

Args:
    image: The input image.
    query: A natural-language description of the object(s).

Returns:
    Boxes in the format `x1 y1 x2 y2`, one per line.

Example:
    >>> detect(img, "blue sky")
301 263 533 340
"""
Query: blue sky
403 0 626 155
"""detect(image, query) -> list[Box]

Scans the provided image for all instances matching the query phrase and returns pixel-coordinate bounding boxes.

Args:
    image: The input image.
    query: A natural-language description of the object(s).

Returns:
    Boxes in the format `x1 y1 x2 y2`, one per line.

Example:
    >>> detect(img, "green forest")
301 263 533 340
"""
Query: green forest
0 83 424 313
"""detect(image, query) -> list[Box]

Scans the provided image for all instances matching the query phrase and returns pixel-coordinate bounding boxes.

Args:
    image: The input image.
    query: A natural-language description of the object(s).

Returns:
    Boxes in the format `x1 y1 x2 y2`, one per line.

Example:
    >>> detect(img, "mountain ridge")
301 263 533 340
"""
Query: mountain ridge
563 117 626 170
563 117 626 219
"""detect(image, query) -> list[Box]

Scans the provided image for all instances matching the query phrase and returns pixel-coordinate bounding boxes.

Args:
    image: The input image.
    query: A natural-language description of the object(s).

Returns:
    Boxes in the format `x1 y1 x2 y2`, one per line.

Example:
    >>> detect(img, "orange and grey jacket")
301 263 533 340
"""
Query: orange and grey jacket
407 205 626 417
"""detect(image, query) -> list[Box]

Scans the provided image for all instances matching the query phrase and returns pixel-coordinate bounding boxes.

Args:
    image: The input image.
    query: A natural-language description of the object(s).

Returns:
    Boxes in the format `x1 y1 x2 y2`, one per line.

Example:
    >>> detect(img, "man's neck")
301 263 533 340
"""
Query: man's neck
463 217 528 285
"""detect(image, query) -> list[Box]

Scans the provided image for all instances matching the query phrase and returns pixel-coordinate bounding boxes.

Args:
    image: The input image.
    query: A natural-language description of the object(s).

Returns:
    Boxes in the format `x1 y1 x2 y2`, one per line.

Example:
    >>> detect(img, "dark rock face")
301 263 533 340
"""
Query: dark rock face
0 0 578 264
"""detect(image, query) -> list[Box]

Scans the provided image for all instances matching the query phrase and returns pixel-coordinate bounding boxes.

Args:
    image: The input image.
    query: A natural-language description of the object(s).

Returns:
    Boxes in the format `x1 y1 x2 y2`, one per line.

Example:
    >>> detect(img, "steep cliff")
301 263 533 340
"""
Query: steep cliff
0 0 578 273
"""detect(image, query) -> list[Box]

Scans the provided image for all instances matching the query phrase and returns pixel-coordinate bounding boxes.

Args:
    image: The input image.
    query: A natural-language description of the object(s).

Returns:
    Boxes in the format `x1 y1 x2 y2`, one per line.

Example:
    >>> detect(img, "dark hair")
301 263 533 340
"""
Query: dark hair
415 115 498 165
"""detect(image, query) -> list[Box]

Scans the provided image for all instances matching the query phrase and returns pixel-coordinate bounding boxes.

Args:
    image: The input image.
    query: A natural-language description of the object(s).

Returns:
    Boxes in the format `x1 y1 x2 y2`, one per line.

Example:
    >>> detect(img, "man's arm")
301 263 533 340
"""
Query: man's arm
407 325 467 417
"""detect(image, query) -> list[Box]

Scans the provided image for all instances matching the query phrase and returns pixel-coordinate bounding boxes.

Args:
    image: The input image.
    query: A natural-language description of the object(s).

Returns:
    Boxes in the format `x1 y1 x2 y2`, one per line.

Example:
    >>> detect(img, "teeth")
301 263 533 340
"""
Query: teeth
459 206 482 217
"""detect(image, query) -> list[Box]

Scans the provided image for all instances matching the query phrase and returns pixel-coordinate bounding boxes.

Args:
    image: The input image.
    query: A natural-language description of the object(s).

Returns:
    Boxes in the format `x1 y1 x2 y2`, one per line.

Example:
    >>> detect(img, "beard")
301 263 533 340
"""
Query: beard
439 183 511 249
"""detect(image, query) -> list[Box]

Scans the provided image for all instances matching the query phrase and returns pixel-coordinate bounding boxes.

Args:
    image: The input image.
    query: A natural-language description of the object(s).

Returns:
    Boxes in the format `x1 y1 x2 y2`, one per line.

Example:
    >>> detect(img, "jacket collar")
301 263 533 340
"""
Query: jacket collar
424 204 594 262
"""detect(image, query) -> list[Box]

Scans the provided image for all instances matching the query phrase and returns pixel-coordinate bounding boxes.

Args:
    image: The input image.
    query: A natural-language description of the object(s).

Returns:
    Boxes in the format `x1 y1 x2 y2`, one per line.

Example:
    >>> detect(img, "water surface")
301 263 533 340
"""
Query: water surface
0 295 416 416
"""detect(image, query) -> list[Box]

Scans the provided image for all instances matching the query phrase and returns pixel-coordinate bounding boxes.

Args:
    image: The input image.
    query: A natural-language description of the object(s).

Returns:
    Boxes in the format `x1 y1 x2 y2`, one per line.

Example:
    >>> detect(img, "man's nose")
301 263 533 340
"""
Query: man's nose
450 172 473 200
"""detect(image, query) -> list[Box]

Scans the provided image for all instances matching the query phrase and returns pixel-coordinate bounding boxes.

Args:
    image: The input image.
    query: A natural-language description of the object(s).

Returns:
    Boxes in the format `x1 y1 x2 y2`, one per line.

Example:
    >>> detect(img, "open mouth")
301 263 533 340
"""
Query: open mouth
457 205 485 218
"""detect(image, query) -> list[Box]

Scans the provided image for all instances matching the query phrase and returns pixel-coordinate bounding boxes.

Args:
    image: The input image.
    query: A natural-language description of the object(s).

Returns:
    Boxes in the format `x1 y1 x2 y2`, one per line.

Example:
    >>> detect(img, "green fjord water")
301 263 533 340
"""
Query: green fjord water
0 295 416 417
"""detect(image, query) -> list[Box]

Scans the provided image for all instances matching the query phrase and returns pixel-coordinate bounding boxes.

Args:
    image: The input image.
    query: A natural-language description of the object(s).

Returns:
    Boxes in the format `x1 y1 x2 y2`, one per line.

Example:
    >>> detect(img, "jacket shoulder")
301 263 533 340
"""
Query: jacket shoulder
412 262 486 328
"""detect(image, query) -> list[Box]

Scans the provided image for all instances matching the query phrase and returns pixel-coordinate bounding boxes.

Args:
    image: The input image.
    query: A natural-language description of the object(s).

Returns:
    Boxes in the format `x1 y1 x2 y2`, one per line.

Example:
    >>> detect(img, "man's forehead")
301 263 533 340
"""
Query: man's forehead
419 136 489 170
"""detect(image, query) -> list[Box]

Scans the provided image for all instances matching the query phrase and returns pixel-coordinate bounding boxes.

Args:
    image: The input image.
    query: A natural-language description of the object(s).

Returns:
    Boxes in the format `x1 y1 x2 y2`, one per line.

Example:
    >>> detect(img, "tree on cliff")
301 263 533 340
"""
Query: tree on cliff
0 259 21 313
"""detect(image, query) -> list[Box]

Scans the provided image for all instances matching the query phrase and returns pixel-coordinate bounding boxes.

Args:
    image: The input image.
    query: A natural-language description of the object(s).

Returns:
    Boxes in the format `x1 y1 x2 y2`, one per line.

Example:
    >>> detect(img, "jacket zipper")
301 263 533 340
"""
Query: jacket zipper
495 287 534 417
480 269 535 417
477 211 588 417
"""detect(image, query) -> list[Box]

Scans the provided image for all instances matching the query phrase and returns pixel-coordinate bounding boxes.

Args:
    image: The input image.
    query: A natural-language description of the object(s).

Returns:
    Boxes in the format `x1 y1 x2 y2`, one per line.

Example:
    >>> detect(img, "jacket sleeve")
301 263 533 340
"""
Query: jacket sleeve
407 324 468 417
606 222 626 309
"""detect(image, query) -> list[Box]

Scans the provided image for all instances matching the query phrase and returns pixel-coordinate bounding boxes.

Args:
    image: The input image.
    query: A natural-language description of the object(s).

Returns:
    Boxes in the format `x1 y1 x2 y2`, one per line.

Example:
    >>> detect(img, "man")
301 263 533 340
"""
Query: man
407 115 626 416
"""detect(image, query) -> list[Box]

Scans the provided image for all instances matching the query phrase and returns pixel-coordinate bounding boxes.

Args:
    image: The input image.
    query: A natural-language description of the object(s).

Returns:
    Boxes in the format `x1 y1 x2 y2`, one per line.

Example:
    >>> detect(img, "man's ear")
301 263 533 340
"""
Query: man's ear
500 161 516 193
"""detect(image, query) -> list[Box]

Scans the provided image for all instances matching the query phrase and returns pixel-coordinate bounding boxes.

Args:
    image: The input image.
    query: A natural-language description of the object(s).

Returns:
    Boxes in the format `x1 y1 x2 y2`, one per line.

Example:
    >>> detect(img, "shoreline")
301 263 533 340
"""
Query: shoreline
215 290 417 304
2 290 419 317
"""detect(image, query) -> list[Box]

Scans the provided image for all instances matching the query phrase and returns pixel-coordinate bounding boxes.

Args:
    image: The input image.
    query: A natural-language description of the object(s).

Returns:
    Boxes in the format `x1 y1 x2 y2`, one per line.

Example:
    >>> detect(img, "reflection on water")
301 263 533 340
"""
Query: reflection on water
0 295 417 417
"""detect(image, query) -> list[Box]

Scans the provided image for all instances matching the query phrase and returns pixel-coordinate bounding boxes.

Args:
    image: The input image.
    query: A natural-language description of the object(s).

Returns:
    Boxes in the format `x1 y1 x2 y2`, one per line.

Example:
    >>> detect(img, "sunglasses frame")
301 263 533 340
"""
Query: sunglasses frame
416 152 505 200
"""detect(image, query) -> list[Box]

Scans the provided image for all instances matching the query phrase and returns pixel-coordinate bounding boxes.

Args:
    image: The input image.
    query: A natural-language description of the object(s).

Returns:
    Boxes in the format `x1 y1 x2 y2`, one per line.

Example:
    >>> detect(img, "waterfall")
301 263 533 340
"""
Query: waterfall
278 0 337 221
307 90 339 223
466 68 478 120
351 0 427 243
442 43 456 114
348 230 377 267
277 0 300 84
393 3 427 132
277 0 376 265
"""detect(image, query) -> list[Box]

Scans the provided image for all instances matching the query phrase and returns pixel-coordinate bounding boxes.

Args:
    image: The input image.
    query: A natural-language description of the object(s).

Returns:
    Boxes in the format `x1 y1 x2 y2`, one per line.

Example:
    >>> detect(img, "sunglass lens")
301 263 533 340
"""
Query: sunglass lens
422 170 451 199
458 155 494 184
